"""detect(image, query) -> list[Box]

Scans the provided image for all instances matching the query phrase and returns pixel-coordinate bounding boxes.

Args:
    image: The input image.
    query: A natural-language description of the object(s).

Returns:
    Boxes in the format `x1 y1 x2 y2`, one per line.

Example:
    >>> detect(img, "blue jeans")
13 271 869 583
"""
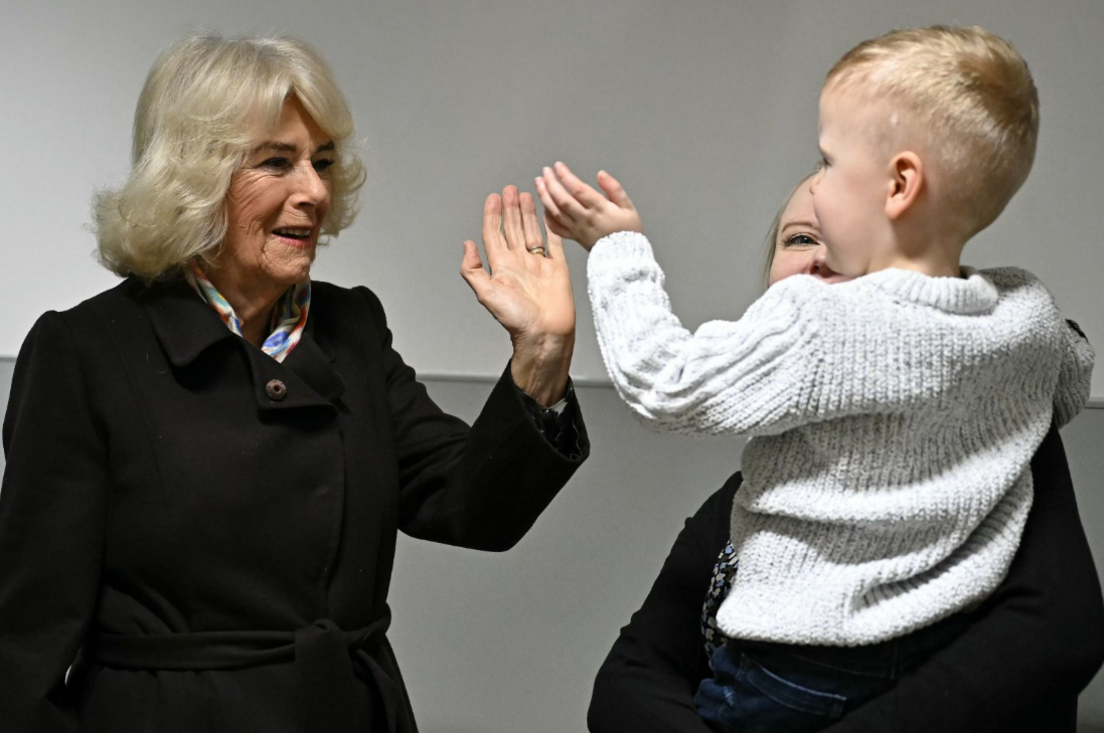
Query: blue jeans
695 615 968 733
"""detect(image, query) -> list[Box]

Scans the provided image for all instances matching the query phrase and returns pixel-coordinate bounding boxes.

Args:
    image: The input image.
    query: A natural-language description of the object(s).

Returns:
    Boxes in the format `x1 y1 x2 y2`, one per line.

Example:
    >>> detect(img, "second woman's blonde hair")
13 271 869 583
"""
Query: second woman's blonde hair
761 171 818 289
94 32 366 279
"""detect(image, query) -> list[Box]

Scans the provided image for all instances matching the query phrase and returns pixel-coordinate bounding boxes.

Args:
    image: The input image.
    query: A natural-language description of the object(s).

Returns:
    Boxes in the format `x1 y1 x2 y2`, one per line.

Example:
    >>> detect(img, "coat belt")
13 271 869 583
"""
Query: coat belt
87 609 412 733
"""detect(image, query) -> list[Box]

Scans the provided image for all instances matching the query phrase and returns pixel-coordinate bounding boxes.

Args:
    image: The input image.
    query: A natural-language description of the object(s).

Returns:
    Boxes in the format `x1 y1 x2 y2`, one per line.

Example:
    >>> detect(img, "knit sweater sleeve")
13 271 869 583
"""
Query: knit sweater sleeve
586 232 828 436
978 266 1093 428
1053 319 1093 427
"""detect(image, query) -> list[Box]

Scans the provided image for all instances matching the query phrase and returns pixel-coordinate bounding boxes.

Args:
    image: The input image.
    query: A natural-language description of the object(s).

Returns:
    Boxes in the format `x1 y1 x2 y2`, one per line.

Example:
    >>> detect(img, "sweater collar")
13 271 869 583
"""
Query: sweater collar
855 267 998 314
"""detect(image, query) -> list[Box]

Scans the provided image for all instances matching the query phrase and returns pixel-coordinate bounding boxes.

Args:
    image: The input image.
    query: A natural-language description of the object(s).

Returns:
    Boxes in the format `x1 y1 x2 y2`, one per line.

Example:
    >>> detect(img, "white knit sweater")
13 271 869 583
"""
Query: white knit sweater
588 231 1093 646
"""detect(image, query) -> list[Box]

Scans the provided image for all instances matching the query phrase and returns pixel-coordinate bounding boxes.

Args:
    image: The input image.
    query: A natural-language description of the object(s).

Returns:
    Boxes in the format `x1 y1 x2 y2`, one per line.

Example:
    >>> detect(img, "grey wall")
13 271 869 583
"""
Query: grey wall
3 0 1103 728
2 0 1104 398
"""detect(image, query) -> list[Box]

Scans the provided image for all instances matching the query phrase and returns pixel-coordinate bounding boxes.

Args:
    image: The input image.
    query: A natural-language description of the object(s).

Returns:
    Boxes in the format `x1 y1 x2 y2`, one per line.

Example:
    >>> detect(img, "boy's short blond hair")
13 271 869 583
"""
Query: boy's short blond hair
826 26 1038 239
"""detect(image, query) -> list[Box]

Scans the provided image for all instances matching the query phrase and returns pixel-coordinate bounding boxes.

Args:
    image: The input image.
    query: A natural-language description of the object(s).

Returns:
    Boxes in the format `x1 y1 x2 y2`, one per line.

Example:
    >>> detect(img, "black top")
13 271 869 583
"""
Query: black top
0 277 589 732
589 426 1104 732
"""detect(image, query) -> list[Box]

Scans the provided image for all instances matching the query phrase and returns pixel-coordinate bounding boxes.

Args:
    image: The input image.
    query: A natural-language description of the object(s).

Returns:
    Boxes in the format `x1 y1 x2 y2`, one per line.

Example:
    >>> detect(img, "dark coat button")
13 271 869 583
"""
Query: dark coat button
265 379 287 401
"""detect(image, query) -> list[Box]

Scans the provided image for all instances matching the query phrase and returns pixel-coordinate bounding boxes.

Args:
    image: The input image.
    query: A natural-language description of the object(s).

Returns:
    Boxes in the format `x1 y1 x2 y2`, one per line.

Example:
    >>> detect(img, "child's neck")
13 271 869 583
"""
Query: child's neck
872 222 966 278
873 252 963 278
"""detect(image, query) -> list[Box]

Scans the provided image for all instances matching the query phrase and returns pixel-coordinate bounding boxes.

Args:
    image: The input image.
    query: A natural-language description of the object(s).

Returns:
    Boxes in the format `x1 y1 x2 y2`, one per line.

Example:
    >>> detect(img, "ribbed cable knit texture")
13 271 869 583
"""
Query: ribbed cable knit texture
588 231 1094 646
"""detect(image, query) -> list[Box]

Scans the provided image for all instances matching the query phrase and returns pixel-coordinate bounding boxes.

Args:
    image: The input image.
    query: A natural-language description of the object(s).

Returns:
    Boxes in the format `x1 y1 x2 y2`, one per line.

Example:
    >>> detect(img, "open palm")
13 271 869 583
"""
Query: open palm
461 186 575 347
461 185 576 406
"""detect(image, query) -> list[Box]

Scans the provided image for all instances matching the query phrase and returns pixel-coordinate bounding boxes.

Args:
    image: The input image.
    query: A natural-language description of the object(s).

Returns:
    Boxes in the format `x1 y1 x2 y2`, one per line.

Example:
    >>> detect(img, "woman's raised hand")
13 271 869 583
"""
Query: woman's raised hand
536 162 642 250
461 185 576 407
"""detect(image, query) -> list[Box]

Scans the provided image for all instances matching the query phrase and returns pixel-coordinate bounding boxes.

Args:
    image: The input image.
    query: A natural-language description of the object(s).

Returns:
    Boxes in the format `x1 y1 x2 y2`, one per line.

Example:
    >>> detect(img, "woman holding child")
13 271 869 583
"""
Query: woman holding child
586 175 1104 733
540 24 1100 733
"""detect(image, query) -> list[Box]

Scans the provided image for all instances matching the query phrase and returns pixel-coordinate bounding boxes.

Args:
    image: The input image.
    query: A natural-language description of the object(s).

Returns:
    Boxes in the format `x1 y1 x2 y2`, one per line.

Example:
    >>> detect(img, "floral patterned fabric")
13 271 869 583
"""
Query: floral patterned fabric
702 539 739 659
184 260 310 362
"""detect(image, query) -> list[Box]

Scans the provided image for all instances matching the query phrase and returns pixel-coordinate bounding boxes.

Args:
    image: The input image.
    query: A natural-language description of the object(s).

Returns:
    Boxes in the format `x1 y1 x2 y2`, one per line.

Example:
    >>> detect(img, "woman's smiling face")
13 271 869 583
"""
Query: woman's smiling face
768 184 849 286
221 96 335 289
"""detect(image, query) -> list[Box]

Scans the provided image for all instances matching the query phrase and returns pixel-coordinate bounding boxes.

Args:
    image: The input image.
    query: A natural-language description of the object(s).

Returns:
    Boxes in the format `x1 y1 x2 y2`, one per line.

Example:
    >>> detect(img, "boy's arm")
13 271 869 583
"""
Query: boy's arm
584 229 823 436
538 162 836 437
1053 319 1093 428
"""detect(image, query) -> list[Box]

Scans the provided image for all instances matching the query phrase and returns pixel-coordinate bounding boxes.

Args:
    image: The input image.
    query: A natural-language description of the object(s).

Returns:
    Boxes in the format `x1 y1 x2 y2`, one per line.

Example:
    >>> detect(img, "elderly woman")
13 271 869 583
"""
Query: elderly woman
0 33 586 732
588 176 1104 733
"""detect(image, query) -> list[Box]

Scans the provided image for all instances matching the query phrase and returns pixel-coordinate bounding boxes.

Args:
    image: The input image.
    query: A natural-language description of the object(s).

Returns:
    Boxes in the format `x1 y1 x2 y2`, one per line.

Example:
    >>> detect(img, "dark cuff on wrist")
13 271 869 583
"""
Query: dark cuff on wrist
514 379 584 459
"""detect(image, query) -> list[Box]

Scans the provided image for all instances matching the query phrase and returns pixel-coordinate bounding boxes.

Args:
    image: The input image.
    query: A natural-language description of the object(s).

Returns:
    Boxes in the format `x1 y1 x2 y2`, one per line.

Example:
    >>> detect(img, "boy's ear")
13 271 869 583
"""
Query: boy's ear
885 151 923 220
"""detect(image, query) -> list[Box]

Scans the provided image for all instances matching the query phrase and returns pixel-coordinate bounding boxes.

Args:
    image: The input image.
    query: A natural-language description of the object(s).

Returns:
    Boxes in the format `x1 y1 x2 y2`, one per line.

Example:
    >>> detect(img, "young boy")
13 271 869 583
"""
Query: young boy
536 25 1093 729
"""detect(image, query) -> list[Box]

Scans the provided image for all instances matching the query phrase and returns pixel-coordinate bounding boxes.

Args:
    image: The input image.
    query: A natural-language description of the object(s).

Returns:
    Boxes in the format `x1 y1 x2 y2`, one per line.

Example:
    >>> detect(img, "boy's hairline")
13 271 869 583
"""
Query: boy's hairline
820 79 941 178
818 25 1040 242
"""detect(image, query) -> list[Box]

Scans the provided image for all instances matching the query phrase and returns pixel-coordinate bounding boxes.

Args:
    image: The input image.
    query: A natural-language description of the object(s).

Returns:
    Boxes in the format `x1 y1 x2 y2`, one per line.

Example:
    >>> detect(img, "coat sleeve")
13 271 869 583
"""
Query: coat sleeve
355 287 589 552
587 476 739 733
0 312 109 731
824 424 1104 733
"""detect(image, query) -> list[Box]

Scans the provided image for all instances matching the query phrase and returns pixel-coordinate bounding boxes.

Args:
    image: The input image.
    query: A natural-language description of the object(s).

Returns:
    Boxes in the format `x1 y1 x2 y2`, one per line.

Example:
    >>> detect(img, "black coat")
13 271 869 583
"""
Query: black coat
0 276 588 732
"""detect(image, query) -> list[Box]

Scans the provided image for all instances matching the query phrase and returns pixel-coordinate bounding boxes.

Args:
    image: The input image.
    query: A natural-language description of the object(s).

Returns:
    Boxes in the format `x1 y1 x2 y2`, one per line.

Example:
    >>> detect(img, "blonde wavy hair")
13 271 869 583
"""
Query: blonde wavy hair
94 32 366 279
826 25 1039 240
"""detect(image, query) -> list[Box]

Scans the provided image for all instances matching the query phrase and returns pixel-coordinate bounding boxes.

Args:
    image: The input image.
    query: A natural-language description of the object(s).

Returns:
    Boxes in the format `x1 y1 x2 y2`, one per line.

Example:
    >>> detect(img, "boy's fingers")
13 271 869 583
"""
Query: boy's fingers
541 166 585 219
544 214 572 241
554 161 607 208
535 176 563 221
536 173 574 224
597 170 634 209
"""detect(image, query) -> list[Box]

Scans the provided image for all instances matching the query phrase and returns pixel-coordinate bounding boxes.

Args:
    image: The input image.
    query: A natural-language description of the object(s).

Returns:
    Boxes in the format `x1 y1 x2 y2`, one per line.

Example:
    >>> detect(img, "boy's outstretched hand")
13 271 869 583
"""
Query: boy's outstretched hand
536 162 642 251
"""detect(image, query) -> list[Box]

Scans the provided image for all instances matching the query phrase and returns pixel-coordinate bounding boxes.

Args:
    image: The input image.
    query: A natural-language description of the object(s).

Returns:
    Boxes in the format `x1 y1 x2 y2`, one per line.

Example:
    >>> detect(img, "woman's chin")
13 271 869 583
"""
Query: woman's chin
259 249 314 286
